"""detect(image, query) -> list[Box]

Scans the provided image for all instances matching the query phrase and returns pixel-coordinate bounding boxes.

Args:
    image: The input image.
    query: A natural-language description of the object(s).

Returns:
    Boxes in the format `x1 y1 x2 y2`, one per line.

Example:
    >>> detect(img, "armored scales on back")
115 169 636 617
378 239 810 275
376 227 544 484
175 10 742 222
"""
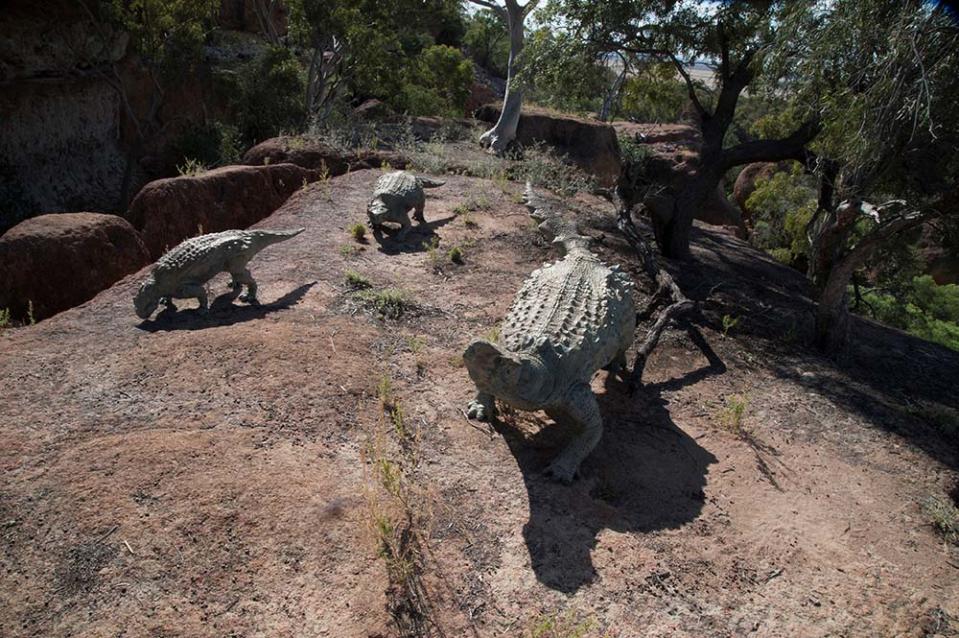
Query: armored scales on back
134 228 304 319
463 188 636 482
367 170 445 240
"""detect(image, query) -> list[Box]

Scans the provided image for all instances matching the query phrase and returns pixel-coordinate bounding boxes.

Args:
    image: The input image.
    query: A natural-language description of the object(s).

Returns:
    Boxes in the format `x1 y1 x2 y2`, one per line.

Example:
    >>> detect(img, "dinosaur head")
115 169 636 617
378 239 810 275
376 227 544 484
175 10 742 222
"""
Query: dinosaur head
463 340 550 407
367 199 390 225
133 279 160 319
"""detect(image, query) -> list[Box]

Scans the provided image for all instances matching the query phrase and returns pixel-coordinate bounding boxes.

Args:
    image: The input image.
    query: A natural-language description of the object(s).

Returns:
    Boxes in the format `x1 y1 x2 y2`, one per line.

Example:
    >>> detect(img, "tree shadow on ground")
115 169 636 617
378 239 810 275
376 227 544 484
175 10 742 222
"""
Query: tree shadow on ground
137 282 315 332
374 215 457 255
490 324 723 593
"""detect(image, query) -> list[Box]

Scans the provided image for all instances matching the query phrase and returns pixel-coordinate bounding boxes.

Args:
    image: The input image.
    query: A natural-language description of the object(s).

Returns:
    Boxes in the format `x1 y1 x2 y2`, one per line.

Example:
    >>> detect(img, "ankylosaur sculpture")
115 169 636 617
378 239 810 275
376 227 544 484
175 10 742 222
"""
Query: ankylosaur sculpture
463 185 636 483
367 171 445 240
134 228 304 319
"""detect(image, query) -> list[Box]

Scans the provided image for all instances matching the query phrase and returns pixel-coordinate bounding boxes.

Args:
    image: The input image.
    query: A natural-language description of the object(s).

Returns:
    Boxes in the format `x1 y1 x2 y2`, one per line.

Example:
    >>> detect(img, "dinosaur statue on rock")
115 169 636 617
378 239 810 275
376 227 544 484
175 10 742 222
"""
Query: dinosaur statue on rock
134 228 304 319
367 170 445 240
463 185 637 483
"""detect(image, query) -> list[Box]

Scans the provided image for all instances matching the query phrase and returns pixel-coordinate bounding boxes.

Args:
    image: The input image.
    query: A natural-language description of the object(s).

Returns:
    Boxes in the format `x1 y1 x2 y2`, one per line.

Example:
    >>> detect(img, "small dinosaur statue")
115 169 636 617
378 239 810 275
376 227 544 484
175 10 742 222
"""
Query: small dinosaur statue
367 170 445 240
134 228 304 319
463 185 637 483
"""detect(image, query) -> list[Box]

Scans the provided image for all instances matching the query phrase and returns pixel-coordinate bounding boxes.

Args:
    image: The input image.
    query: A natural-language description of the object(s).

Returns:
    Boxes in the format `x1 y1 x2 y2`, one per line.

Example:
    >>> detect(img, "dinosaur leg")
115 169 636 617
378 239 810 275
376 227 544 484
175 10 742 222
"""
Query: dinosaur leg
466 392 495 421
232 269 259 305
394 214 412 241
544 383 603 483
413 201 426 224
160 297 178 311
176 283 208 314
602 349 629 381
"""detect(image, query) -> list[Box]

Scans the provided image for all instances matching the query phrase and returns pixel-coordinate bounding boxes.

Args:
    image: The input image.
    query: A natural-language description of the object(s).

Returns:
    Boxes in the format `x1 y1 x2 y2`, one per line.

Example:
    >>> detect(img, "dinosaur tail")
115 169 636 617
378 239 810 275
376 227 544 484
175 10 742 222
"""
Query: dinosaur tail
246 228 305 251
416 176 446 189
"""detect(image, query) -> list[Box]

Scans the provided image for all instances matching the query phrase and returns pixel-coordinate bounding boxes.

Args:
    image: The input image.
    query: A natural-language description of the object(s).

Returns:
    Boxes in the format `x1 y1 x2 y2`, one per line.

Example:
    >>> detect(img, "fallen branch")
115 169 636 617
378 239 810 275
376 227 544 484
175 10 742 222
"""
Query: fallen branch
616 203 694 390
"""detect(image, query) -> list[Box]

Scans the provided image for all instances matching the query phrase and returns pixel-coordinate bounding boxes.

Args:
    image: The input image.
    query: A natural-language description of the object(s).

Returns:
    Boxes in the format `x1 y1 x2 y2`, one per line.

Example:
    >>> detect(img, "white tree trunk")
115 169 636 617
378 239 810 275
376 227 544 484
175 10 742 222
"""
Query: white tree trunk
479 5 526 154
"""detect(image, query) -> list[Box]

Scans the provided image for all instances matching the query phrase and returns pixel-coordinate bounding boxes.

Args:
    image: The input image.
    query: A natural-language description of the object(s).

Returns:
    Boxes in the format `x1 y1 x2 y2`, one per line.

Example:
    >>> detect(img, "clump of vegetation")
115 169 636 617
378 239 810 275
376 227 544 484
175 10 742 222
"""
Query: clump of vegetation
349 223 368 242
339 244 359 257
355 288 412 319
720 395 749 435
721 314 740 337
224 46 306 145
176 158 209 177
526 610 599 638
510 144 595 197
344 270 373 290
0 308 11 330
859 276 959 352
399 45 475 117
745 165 817 267
447 245 464 264
618 62 690 123
423 236 441 270
922 495 959 545
169 120 243 170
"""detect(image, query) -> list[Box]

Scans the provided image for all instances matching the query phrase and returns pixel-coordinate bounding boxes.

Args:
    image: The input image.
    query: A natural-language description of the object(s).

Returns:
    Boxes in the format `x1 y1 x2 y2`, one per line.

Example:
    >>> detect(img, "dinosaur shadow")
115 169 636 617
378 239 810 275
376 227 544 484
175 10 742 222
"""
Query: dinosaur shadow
136 282 315 332
374 215 457 255
491 324 723 593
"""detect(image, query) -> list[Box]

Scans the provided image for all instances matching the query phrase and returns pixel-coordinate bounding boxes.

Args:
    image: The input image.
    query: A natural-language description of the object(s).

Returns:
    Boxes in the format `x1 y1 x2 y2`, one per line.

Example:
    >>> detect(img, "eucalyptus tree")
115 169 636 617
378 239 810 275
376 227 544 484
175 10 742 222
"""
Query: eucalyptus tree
547 0 820 259
467 0 542 153
773 0 959 353
288 0 465 123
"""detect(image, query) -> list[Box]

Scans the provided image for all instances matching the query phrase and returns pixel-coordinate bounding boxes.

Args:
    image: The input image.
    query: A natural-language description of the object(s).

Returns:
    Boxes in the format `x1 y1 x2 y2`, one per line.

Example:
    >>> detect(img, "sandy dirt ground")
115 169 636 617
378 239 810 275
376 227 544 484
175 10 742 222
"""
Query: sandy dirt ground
1 169 957 637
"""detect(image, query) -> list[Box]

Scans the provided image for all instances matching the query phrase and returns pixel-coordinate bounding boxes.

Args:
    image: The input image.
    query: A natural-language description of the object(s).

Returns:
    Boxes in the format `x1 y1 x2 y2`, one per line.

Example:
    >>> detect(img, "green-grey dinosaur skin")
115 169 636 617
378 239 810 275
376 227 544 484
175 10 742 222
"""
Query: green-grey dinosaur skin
463 186 636 483
367 171 445 239
134 228 304 319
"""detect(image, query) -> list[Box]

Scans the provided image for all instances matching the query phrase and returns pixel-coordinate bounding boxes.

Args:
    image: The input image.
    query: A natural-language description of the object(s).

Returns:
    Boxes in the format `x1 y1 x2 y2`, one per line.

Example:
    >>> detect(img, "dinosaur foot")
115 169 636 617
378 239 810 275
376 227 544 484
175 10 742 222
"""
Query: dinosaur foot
544 460 577 485
466 400 493 421
239 294 260 306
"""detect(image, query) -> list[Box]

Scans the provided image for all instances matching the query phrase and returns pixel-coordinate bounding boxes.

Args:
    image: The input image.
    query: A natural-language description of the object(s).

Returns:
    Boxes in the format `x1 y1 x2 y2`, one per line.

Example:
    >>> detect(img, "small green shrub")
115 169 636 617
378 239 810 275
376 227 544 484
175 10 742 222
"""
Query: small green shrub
922 495 959 544
176 157 209 177
344 270 373 290
0 307 11 330
355 288 412 319
721 314 740 337
448 246 464 264
720 395 748 434
339 244 358 257
527 610 598 638
349 223 368 242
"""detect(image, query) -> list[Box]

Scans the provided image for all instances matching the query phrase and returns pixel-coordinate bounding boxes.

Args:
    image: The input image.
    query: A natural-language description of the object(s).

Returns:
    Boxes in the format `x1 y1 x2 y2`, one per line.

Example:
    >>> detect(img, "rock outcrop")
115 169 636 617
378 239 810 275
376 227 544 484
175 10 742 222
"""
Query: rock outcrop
476 103 622 187
0 212 149 321
241 137 408 174
614 122 746 234
127 164 319 259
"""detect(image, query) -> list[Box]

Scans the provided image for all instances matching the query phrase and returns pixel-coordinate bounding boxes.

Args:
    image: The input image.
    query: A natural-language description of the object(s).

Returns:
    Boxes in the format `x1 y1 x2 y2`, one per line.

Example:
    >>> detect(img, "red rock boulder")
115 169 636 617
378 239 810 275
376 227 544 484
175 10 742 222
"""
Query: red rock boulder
476 103 622 187
128 163 319 259
242 137 408 175
0 213 149 322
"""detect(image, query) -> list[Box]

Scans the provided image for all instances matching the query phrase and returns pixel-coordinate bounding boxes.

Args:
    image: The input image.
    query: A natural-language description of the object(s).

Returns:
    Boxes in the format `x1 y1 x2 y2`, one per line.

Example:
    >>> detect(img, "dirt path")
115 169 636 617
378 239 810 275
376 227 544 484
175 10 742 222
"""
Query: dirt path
1 169 956 637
